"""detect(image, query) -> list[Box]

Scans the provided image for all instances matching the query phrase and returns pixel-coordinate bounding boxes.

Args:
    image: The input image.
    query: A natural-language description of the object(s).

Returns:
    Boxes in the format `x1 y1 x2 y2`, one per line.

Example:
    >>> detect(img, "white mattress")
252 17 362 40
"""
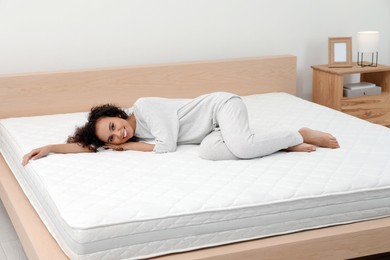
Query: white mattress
1 93 390 259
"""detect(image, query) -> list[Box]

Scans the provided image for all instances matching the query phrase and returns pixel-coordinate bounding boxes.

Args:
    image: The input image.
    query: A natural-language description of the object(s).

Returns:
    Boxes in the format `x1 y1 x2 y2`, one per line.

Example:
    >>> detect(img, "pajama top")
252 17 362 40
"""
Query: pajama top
132 92 237 153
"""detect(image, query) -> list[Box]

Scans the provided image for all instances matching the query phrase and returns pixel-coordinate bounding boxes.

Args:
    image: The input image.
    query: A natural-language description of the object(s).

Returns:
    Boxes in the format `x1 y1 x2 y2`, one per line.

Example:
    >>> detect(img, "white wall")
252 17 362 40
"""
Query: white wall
1 0 389 100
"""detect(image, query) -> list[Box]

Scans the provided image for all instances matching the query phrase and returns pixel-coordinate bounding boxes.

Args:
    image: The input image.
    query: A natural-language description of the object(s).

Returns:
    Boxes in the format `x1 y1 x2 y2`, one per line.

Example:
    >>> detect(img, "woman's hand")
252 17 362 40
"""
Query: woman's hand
103 144 125 151
104 142 155 152
22 143 92 166
22 145 52 166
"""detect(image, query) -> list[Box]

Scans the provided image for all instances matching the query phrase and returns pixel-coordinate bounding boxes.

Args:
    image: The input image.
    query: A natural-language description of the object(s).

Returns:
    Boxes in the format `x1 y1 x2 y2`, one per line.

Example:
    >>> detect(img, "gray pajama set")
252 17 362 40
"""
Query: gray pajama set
132 92 303 160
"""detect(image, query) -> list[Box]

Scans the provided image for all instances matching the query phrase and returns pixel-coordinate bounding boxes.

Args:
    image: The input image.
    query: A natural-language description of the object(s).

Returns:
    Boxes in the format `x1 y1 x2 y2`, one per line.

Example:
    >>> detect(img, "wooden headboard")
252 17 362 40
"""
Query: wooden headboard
0 55 296 118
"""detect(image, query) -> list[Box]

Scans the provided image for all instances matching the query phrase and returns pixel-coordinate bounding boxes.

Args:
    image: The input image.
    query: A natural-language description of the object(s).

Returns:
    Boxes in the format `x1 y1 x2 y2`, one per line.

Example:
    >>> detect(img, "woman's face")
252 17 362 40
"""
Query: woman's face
95 116 134 145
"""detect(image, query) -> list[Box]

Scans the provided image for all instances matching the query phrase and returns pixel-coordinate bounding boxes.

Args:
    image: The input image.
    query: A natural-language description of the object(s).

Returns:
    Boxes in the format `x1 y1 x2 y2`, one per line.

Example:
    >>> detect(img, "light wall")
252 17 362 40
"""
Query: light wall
1 0 389 100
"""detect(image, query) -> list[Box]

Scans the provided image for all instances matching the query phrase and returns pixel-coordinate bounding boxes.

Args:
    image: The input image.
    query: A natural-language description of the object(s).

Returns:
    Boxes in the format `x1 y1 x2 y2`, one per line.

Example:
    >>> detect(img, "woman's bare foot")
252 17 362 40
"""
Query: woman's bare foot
299 127 340 148
286 143 316 152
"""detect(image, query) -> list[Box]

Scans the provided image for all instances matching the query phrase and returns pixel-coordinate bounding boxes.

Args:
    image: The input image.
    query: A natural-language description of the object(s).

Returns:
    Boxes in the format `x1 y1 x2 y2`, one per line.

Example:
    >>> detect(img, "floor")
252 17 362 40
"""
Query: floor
0 199 27 260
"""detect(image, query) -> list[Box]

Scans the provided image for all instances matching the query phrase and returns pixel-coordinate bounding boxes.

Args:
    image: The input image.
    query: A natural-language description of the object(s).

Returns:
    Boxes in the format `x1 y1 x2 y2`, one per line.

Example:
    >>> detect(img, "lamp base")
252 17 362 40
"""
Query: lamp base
357 52 378 67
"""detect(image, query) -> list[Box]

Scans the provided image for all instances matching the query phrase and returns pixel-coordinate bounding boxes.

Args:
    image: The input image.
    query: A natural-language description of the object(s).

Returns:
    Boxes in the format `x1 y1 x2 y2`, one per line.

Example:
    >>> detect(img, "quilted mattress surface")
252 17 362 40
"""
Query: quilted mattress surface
1 93 390 259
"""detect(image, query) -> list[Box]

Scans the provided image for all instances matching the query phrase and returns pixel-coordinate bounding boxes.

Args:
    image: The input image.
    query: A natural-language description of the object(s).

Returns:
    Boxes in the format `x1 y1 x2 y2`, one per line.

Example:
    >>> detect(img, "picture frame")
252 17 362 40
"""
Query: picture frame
328 37 352 68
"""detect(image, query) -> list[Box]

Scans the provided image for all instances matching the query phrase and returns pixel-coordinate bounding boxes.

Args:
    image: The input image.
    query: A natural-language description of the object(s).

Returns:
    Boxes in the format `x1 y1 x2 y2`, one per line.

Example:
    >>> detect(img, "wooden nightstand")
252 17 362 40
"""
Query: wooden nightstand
311 63 390 127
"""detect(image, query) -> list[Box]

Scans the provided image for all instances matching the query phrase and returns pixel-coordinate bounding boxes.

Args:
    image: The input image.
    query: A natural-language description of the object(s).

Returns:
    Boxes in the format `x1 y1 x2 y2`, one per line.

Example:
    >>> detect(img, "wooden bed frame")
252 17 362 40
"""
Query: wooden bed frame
1 55 390 260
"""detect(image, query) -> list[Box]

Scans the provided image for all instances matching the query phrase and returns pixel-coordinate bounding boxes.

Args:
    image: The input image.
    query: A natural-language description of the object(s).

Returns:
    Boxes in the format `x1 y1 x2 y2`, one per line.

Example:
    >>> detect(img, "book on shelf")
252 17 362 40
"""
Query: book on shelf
343 82 376 90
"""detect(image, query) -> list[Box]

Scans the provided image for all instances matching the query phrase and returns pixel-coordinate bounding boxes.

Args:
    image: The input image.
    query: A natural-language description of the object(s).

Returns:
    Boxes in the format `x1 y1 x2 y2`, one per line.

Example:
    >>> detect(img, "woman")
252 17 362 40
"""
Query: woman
22 92 339 165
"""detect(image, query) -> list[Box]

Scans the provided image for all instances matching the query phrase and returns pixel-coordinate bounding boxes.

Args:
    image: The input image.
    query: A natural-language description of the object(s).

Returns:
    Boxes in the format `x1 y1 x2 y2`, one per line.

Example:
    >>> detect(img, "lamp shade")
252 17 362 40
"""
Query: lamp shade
357 31 379 53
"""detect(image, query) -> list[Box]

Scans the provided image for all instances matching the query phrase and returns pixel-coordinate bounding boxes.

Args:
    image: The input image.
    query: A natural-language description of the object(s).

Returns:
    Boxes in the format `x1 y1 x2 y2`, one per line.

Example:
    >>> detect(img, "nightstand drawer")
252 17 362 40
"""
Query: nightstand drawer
341 94 390 126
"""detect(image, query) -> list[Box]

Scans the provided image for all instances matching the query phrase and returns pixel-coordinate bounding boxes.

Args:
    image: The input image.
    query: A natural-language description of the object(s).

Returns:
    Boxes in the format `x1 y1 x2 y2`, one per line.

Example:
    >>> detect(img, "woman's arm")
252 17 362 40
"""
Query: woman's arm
22 142 155 166
22 143 91 166
104 142 155 152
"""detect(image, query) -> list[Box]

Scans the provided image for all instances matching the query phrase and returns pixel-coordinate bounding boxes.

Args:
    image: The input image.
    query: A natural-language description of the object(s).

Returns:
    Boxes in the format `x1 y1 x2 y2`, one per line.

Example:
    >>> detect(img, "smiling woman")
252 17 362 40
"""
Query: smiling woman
22 91 340 166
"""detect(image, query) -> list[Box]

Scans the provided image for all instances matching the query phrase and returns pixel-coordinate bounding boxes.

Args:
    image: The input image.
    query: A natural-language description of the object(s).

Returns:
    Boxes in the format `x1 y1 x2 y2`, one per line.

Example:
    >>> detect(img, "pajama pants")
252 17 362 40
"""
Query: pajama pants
199 97 303 161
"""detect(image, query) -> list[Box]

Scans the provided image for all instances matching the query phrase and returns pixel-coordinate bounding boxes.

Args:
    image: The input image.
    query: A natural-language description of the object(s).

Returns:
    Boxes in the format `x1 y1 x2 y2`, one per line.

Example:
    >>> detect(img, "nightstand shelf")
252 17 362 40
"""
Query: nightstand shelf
312 63 390 127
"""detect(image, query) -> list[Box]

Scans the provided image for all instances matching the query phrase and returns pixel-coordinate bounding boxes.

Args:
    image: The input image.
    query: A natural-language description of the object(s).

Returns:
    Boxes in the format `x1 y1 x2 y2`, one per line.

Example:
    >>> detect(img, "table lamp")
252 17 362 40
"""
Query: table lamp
357 31 379 67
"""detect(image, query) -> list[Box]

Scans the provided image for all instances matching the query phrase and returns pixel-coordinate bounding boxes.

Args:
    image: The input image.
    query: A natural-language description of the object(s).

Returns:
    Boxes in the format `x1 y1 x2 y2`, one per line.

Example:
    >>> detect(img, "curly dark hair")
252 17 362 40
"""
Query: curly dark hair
66 104 129 152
